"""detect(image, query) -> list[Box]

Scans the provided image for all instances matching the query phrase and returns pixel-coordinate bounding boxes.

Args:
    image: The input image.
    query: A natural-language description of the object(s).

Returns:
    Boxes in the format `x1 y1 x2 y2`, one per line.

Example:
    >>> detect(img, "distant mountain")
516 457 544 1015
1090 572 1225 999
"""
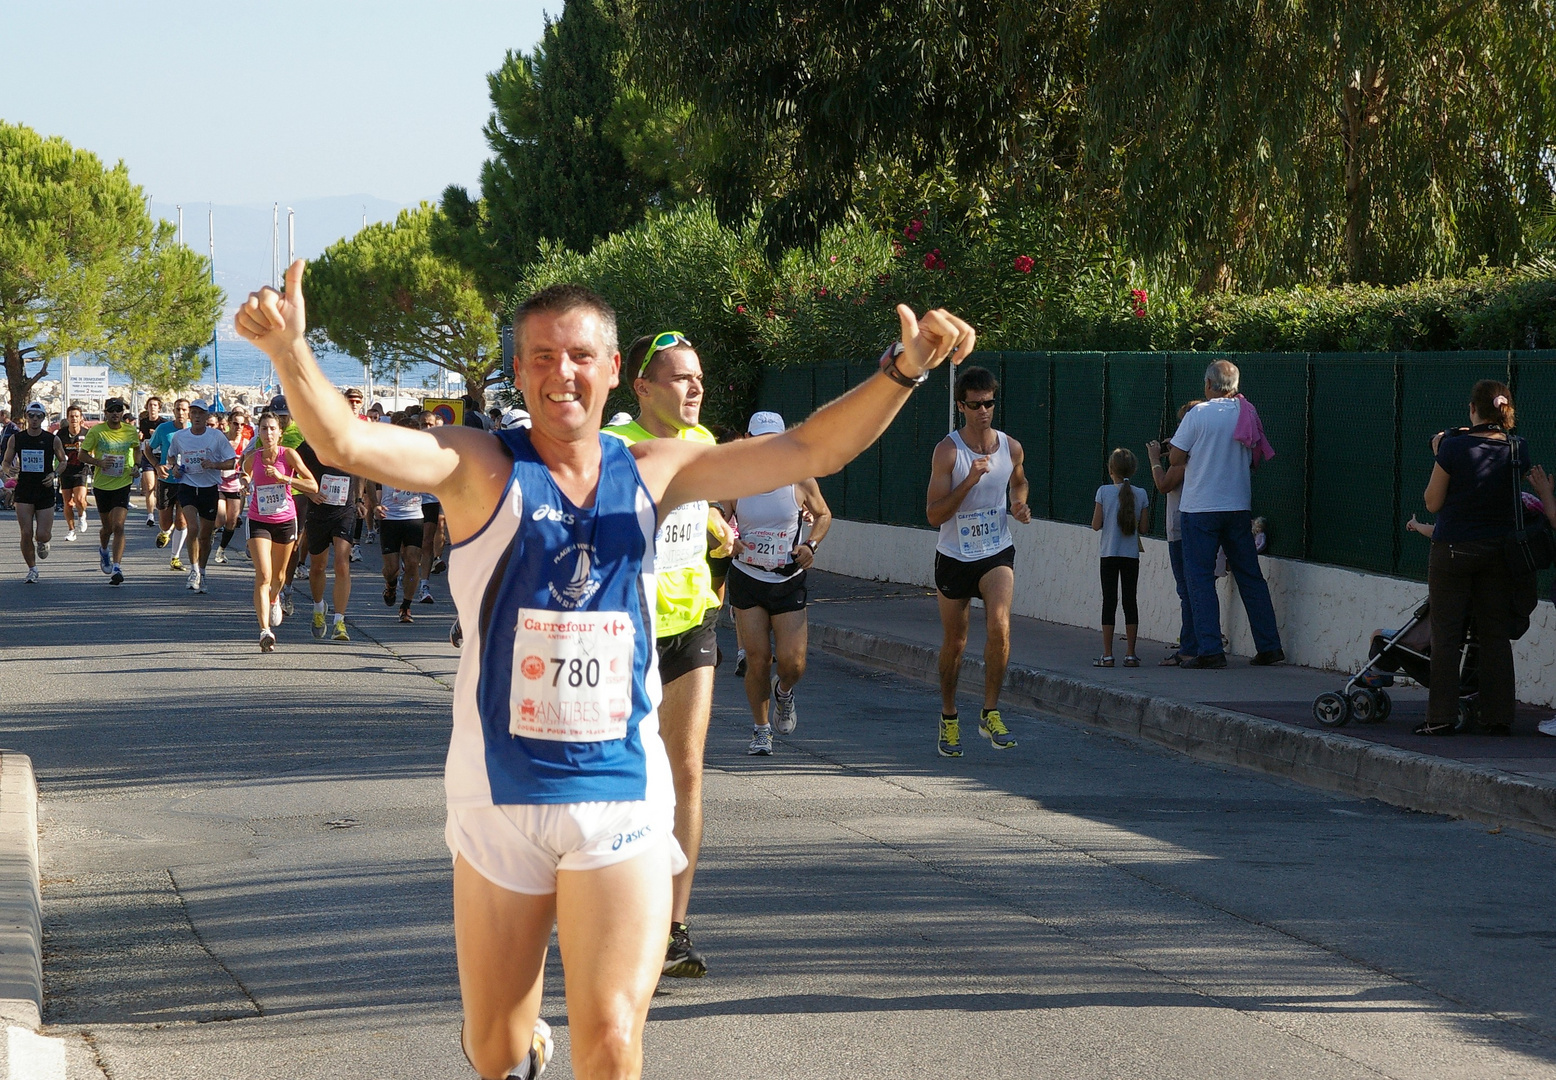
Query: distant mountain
148 194 409 322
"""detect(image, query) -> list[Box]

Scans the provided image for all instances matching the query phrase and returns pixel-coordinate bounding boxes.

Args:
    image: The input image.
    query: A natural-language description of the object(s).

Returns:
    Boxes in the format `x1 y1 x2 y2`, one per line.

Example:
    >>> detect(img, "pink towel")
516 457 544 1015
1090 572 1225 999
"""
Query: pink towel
1233 395 1276 466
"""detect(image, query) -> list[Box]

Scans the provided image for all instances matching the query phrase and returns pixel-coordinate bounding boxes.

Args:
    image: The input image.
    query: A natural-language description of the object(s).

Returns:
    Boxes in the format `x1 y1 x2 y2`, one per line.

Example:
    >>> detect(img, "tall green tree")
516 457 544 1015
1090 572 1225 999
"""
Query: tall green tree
0 122 221 408
630 0 1091 256
307 204 502 407
1087 0 1556 289
436 0 662 305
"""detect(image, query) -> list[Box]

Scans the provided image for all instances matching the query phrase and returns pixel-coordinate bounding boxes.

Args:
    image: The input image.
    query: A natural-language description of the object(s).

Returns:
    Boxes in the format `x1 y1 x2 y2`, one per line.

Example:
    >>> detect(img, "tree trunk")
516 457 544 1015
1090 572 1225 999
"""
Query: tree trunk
1341 61 1387 283
4 343 45 415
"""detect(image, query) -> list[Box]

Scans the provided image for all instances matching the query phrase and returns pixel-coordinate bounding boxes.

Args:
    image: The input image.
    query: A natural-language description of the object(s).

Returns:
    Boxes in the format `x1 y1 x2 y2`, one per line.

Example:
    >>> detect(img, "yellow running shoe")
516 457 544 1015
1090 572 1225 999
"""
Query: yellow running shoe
312 610 327 639
169 556 184 571
332 620 350 642
938 714 963 758
979 709 1016 749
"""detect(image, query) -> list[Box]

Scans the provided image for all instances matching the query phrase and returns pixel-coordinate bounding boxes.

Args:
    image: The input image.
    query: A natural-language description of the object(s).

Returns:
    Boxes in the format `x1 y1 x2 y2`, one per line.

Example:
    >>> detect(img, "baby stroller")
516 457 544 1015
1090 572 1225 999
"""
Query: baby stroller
1311 599 1479 727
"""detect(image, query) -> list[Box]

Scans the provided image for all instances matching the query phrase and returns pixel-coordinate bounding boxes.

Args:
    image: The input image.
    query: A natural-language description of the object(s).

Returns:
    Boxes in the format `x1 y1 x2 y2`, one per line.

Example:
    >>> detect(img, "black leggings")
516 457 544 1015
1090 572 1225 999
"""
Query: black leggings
1101 556 1140 625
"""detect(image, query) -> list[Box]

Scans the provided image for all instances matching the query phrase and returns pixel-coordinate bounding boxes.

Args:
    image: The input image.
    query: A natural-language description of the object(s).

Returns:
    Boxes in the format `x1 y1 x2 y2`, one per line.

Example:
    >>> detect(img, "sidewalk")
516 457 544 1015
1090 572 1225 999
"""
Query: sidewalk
803 570 1556 835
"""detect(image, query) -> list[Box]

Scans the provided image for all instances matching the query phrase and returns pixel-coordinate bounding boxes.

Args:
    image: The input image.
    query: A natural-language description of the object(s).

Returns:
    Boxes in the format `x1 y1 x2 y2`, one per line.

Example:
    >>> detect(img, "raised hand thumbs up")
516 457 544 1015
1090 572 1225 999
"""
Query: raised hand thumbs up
895 304 976 379
235 259 308 359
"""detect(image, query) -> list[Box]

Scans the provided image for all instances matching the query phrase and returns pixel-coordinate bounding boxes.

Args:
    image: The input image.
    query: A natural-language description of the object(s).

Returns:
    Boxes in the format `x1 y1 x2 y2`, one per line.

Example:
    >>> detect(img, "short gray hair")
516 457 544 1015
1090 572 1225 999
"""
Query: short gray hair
1204 360 1240 395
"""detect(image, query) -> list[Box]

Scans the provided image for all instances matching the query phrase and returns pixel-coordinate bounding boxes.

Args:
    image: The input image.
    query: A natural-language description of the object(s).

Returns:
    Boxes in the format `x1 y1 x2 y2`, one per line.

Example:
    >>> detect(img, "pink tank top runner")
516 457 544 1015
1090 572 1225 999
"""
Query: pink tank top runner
247 447 297 523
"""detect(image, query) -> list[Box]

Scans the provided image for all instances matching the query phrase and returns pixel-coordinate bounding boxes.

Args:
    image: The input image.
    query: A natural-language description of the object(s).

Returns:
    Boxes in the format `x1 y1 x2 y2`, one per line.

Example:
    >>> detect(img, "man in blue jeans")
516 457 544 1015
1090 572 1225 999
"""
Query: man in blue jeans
1167 361 1284 668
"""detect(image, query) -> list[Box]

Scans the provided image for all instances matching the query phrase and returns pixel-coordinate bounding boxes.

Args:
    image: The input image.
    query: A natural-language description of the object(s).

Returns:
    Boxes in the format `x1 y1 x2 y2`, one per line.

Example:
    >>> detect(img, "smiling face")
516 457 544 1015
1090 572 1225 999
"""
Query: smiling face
516 307 620 440
635 347 704 434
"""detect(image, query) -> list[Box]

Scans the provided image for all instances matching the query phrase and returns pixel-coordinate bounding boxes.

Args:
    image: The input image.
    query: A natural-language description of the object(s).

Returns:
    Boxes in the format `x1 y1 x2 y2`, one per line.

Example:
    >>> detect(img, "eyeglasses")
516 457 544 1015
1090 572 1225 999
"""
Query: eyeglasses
961 398 997 410
638 331 693 378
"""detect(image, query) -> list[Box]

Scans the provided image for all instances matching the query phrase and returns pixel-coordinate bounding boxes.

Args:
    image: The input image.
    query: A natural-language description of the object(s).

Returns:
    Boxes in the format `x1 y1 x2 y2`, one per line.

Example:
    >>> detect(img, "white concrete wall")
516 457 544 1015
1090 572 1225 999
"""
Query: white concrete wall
813 518 1556 706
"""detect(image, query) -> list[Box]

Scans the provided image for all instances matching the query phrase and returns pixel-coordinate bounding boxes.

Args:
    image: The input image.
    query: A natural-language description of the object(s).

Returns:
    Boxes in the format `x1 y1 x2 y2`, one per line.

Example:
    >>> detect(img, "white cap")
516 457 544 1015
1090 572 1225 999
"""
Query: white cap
24 401 45 415
188 399 210 413
607 412 634 428
747 410 785 436
501 408 531 430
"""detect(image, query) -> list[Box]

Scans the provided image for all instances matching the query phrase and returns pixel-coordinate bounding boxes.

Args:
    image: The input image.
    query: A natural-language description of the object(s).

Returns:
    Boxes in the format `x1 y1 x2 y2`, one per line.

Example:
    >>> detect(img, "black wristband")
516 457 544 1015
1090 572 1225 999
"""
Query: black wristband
883 358 929 389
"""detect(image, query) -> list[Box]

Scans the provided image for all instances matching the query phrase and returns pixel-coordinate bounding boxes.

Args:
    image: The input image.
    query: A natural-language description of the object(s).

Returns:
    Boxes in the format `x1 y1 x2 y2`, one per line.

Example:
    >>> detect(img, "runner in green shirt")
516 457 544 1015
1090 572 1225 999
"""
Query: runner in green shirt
79 396 143 585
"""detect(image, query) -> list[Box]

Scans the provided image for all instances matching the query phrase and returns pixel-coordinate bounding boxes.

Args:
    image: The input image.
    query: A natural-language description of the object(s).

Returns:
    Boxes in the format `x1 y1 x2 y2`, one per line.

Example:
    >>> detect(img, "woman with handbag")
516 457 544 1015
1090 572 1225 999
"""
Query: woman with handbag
1419 380 1534 735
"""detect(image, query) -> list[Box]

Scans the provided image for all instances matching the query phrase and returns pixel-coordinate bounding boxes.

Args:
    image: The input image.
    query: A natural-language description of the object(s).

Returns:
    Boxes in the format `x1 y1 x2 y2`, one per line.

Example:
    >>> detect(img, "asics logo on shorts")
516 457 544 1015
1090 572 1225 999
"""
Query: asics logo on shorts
532 505 576 525
611 824 652 851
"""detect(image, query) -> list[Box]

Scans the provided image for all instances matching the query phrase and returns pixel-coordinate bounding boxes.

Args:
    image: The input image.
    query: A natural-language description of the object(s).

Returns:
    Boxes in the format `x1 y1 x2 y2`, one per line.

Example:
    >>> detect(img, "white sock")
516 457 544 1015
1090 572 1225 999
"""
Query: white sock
334 613 346 625
170 527 188 559
314 601 327 614
736 648 746 661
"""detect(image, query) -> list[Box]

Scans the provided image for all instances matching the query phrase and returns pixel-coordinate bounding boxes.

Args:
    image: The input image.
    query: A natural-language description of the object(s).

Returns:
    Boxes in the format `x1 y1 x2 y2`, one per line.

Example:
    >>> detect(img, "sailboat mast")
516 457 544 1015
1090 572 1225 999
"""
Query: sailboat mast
209 205 220 399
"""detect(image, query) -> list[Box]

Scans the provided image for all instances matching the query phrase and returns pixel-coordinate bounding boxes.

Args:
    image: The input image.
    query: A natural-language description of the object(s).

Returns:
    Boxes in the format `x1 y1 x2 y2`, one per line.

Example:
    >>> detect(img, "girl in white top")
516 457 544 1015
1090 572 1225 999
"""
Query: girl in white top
1092 448 1150 668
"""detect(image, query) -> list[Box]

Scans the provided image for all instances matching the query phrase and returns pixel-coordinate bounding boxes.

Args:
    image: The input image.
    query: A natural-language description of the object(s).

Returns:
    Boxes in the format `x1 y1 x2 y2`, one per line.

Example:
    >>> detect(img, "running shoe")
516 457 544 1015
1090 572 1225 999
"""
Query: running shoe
383 583 397 606
24 567 39 584
109 566 123 586
259 628 276 652
169 556 184 571
663 923 707 978
312 610 327 638
938 714 963 758
99 547 112 575
196 576 207 594
214 547 227 564
36 541 49 560
747 725 773 755
349 544 362 563
281 589 294 617
528 1017 554 1078
156 531 170 548
449 617 463 648
430 556 447 575
417 582 435 604
979 709 1016 750
270 600 284 627
332 620 350 642
65 528 77 542
399 600 414 624
734 650 747 678
186 567 201 591
146 513 157 528
772 675 798 735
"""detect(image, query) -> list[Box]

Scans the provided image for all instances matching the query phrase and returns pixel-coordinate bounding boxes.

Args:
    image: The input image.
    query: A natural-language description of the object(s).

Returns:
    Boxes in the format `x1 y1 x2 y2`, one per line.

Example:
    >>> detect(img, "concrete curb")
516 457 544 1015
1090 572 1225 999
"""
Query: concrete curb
814 624 1556 840
0 753 41 1030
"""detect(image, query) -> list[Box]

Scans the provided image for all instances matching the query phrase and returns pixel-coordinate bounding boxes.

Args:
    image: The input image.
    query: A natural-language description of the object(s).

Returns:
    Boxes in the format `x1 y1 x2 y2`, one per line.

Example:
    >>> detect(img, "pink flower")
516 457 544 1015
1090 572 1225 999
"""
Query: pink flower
923 249 946 270
878 273 890 284
1130 288 1149 305
765 310 776 319
904 219 924 241
735 304 746 314
1133 307 1147 318
829 255 838 263
1013 255 1035 274
817 287 828 296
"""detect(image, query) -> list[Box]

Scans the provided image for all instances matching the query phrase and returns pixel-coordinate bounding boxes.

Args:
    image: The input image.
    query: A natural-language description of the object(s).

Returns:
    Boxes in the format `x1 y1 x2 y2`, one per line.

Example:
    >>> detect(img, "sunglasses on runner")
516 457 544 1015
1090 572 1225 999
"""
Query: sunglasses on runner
637 331 693 379
961 398 997 410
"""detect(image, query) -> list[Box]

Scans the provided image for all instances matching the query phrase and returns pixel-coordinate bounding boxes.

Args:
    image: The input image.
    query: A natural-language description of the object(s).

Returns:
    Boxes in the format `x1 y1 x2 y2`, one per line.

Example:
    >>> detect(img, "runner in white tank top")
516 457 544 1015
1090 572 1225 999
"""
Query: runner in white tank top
236 260 975 1080
925 365 1032 758
729 411 832 756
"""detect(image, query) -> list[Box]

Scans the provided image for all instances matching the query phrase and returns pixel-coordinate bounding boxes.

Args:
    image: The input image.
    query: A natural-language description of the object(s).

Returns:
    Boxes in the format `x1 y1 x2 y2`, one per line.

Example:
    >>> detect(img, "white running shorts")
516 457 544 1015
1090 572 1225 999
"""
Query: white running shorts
446 799 688 896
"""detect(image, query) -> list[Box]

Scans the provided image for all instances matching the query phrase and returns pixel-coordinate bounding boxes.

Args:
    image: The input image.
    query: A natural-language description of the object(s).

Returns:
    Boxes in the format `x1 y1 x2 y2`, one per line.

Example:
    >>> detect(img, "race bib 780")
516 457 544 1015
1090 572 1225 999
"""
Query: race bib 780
510 608 635 742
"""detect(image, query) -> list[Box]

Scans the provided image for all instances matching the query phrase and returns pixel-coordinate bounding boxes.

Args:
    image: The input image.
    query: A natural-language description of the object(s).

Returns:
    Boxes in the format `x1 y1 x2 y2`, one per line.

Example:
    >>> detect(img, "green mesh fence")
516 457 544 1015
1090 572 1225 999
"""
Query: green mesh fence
755 350 1556 583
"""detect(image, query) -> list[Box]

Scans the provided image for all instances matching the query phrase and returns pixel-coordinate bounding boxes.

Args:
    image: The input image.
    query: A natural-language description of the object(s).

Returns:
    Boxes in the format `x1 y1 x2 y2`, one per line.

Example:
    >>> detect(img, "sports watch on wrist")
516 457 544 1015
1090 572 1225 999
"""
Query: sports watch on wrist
879 341 929 389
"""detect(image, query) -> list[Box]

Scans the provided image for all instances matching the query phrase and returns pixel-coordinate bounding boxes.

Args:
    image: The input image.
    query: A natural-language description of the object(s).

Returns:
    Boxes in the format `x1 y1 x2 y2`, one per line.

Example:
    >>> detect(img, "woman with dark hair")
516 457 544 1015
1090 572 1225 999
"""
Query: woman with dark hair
1419 379 1526 735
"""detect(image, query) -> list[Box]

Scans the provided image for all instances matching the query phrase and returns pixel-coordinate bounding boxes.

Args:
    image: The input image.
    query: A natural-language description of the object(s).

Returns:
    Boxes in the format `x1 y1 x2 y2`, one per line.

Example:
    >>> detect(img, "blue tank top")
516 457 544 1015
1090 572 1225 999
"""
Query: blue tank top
444 429 664 805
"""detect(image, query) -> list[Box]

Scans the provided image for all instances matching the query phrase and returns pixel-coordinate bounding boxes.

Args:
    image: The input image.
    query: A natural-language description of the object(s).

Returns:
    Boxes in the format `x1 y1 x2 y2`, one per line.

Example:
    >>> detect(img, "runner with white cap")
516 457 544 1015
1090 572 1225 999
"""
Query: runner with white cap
57 404 92 542
235 260 971 1080
728 410 832 755
168 400 239 592
0 402 66 583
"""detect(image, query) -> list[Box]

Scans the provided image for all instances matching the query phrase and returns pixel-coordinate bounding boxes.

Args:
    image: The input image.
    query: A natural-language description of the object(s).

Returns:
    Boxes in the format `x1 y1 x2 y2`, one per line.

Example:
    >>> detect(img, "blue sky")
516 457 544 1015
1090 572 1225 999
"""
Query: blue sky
1 0 551 207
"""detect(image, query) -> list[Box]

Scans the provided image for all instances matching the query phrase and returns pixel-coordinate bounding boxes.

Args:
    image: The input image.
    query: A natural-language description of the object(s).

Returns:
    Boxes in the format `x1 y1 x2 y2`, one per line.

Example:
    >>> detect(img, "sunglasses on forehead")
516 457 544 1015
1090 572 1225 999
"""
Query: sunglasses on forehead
637 331 693 378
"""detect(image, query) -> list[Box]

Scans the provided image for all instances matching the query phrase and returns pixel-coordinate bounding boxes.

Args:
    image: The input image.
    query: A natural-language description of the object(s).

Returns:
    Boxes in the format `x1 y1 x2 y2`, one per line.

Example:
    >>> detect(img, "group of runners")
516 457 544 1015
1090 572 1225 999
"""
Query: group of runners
0 387 465 652
229 259 1003 1080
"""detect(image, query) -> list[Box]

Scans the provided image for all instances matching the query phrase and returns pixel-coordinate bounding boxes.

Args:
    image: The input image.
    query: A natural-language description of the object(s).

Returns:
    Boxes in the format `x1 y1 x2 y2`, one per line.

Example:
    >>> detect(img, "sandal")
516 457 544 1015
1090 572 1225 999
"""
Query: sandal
1093 656 1114 668
1413 719 1458 736
1122 655 1141 667
1159 653 1186 666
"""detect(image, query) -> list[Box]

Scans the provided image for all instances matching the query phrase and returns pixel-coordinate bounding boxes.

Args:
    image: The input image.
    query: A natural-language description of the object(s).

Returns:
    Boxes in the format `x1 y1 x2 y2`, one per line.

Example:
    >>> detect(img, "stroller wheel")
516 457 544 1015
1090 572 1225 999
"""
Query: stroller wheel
1348 688 1380 724
1373 690 1392 722
1314 692 1351 727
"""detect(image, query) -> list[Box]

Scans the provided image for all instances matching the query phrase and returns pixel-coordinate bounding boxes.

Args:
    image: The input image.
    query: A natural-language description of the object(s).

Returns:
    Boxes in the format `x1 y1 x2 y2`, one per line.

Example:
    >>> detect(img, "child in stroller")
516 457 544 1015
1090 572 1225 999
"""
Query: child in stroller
1312 599 1479 728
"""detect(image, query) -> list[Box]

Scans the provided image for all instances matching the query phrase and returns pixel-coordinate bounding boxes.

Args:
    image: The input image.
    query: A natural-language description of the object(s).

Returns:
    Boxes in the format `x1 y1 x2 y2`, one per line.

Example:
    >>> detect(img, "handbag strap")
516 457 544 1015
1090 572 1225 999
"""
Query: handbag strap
1510 435 1528 532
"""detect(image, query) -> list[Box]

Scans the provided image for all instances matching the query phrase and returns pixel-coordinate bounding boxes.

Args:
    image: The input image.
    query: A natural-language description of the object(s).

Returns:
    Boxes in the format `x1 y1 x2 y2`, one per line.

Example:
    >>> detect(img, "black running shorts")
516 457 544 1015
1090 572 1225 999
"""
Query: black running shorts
94 486 132 513
934 546 1015 602
379 518 422 555
156 479 181 511
307 507 355 556
421 500 442 524
248 517 298 545
176 483 220 520
12 480 56 508
728 566 808 615
59 469 88 490
656 606 721 683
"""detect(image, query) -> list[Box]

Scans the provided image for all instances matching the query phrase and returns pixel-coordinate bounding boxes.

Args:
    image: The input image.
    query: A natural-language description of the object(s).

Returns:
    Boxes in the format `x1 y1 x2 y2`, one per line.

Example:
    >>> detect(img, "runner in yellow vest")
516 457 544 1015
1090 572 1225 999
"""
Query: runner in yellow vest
605 330 733 979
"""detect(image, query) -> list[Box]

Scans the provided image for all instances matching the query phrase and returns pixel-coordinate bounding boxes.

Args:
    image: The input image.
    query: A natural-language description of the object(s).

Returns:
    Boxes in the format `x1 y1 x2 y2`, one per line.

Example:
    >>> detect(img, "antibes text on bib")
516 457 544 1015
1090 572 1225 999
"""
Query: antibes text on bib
511 608 635 741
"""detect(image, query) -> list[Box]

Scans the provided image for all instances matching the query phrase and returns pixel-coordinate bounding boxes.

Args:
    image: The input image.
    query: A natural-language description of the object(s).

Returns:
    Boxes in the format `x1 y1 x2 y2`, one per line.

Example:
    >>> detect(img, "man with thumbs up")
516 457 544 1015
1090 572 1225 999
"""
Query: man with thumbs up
236 258 974 1080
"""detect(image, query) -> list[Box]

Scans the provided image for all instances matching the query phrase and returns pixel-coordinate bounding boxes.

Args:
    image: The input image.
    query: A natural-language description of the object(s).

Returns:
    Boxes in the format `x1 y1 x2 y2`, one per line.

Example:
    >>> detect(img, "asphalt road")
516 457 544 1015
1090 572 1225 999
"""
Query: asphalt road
3 514 1556 1079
